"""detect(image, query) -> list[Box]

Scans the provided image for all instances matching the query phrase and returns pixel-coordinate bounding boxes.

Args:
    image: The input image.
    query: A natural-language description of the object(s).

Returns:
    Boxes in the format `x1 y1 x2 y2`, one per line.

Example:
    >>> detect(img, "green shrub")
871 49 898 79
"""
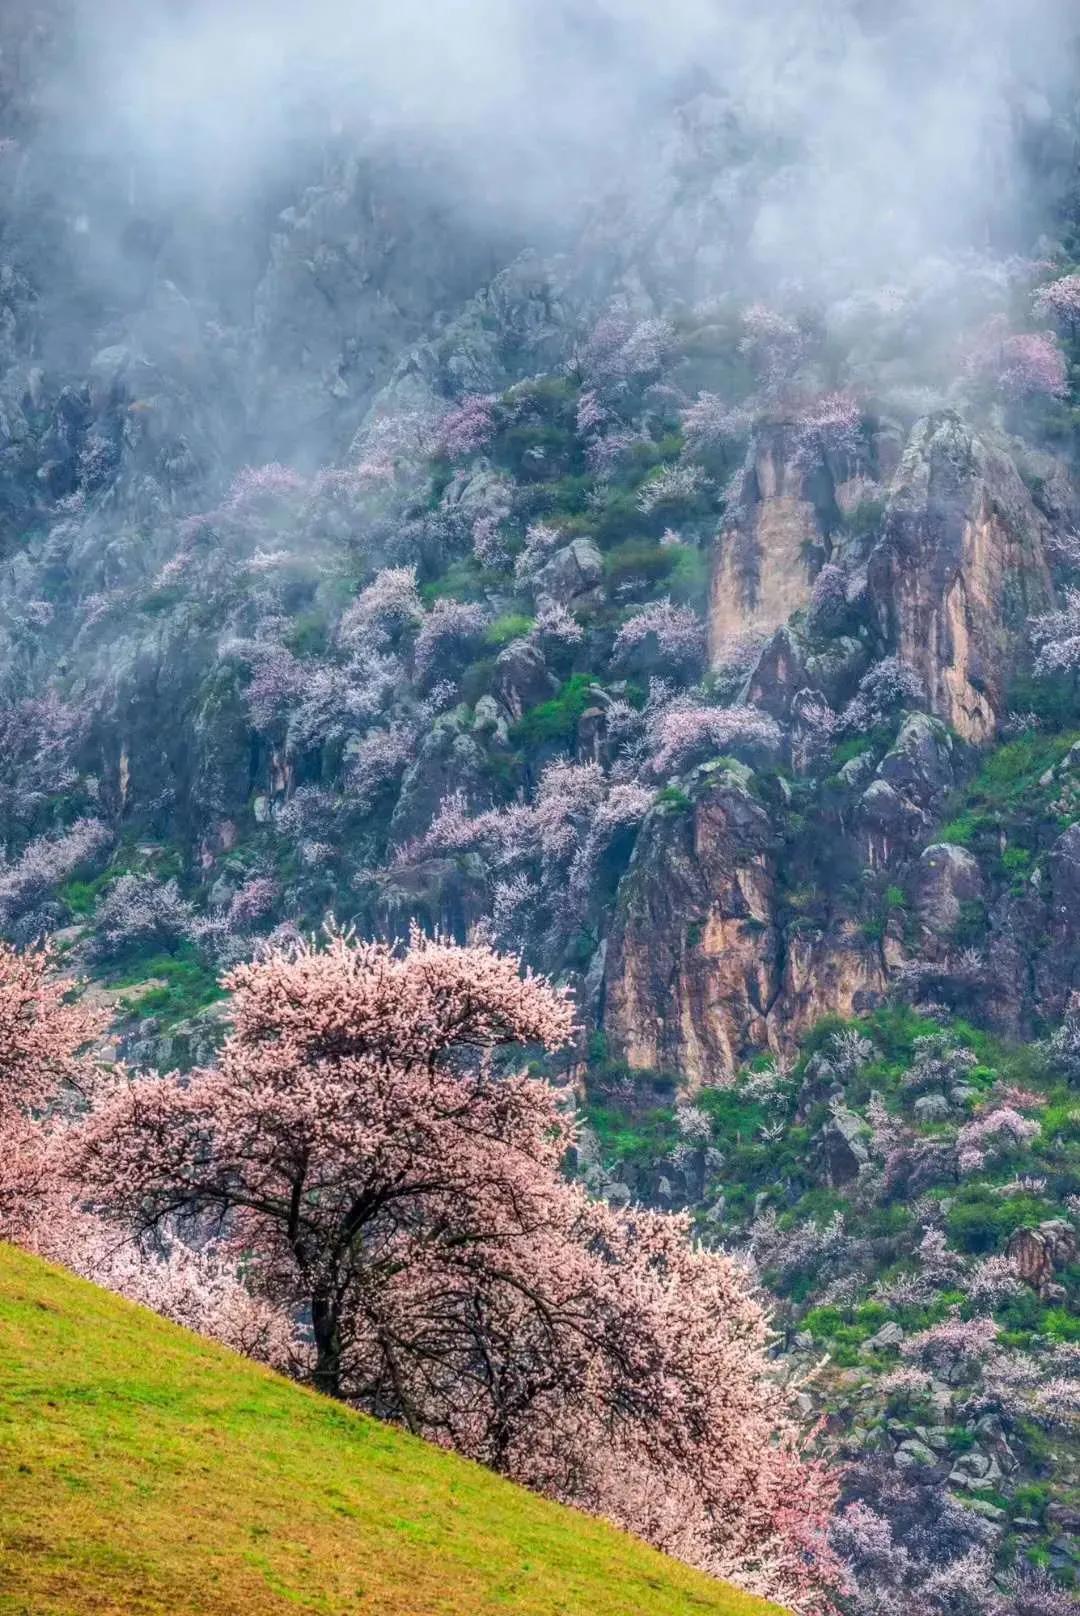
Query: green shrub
512 674 597 749
656 785 691 812
61 873 115 917
1044 1306 1080 1343
665 544 709 607
485 613 535 649
421 558 496 606
283 610 329 658
937 812 988 847
946 1189 1048 1254
1007 674 1080 731
837 497 887 542
112 944 224 1026
1012 1483 1051 1520
603 540 679 589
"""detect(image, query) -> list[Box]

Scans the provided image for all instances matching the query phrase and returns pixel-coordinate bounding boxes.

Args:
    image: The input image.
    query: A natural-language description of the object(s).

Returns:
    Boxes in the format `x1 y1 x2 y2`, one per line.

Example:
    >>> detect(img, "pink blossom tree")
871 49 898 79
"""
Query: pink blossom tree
225 462 307 511
0 693 85 834
1031 588 1080 677
1033 273 1080 335
577 305 674 394
0 941 107 1238
648 701 782 777
338 565 423 650
739 304 807 397
612 600 707 679
68 929 839 1608
635 463 710 515
964 317 1068 401
842 657 926 732
0 940 105 1126
680 393 750 456
955 1106 1040 1175
793 392 862 472
413 599 489 682
436 394 498 459
90 873 195 961
0 818 111 931
901 1314 1000 1381
806 563 850 635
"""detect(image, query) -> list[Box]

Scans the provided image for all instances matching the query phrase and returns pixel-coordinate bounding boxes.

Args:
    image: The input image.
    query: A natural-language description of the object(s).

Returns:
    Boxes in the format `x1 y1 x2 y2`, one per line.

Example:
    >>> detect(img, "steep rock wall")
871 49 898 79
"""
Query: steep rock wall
708 424 828 658
603 717 955 1086
868 413 1052 743
602 765 779 1089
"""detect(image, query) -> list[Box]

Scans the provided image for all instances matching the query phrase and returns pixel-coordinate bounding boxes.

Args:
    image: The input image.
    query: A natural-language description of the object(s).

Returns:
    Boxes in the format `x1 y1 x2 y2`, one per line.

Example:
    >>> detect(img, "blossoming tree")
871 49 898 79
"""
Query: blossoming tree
67 928 837 1608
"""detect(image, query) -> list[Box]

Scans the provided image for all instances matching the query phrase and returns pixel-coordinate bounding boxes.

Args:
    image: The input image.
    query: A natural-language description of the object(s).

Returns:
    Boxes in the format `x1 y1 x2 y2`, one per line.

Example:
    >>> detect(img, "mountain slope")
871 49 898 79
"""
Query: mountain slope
0 1242 784 1616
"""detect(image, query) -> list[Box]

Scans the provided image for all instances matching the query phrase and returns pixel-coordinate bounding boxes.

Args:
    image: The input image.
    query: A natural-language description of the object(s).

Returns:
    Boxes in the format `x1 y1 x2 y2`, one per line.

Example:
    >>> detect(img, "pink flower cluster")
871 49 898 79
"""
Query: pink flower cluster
338 566 423 649
612 600 707 676
964 317 1068 401
578 306 674 393
1033 273 1080 329
225 462 307 511
649 701 782 777
680 393 751 454
956 1106 1040 1174
1031 587 1080 676
635 462 710 514
436 394 498 459
413 599 489 680
0 818 111 927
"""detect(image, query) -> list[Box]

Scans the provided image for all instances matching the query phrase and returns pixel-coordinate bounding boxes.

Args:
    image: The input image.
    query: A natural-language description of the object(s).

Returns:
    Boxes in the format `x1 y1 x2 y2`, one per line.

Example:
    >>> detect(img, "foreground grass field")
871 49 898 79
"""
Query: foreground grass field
0 1243 786 1616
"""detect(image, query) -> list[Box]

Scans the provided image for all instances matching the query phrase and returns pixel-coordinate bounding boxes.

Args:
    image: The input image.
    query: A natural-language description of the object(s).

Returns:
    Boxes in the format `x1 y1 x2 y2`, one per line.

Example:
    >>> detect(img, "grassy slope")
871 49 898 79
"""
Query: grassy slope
0 1244 785 1616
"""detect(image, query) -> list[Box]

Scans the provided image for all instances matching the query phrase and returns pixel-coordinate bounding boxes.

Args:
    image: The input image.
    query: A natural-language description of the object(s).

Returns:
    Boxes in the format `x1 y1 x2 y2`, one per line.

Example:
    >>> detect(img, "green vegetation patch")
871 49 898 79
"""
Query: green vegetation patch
512 674 598 749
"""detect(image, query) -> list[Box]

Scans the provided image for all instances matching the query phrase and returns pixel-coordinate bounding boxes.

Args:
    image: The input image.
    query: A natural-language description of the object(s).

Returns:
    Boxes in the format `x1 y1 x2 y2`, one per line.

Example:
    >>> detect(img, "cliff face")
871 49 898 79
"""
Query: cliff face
603 764 779 1089
867 414 1053 744
708 424 827 656
601 716 944 1084
611 409 1058 1085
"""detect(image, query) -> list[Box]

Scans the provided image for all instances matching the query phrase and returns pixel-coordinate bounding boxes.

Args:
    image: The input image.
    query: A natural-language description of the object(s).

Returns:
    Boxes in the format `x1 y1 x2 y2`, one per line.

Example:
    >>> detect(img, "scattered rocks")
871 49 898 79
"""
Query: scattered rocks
896 1438 938 1468
864 1322 905 1352
815 1104 871 1185
493 639 557 720
915 843 984 944
534 538 603 610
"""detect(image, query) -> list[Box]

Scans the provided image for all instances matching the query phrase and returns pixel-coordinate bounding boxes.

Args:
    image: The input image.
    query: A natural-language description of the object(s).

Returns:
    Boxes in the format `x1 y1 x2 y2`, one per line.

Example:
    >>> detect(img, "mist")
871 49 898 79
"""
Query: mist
51 0 1078 297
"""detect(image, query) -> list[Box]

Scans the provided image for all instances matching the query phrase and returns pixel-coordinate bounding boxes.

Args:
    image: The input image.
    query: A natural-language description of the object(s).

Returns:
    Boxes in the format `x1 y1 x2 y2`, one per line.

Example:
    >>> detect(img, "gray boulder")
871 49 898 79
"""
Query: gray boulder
534 538 603 608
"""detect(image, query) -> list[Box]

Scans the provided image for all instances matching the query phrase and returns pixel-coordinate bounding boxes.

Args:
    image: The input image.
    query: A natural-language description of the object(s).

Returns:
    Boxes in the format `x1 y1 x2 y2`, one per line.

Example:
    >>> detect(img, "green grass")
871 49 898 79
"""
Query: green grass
0 1243 784 1616
109 944 224 1026
936 728 1080 848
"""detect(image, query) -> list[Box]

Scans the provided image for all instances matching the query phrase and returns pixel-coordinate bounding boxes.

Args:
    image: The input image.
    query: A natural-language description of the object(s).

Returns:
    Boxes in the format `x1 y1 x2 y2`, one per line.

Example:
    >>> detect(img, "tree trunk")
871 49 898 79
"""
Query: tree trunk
311 1291 342 1399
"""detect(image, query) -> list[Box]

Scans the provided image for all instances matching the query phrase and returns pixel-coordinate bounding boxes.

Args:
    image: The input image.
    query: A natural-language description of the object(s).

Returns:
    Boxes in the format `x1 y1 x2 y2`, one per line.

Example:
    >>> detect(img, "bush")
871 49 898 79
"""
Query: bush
112 944 224 1026
655 785 692 812
485 613 535 649
946 1189 1048 1254
512 674 597 749
604 539 679 590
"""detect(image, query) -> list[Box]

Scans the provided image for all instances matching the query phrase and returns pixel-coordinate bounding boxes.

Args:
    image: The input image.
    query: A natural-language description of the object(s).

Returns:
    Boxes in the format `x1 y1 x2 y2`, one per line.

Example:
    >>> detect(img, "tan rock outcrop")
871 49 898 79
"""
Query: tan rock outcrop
603 766 895 1086
709 424 826 661
868 413 1052 743
603 768 779 1089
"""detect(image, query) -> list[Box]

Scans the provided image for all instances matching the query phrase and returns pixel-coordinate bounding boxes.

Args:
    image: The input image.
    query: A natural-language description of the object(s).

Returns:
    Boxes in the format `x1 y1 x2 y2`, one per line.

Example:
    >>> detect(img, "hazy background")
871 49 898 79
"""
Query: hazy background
57 0 1079 286
2 0 1077 470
